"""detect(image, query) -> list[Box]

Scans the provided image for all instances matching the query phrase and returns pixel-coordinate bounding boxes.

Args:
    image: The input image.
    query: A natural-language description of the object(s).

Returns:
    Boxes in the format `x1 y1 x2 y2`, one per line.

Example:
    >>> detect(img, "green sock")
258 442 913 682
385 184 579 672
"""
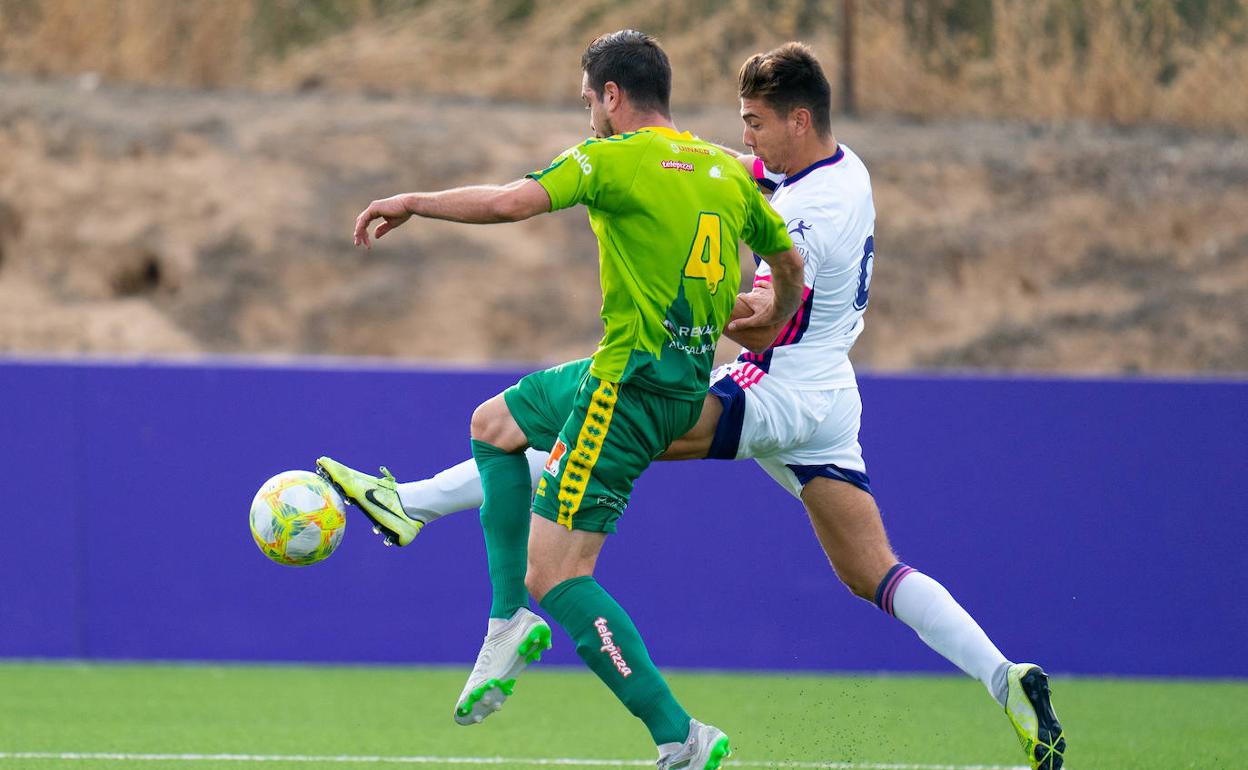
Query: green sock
540 576 691 745
470 438 532 620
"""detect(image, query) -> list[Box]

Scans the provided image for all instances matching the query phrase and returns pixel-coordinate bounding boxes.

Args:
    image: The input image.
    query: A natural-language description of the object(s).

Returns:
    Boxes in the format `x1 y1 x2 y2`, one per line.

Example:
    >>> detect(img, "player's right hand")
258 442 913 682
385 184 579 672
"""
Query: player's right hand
353 194 413 248
724 283 787 353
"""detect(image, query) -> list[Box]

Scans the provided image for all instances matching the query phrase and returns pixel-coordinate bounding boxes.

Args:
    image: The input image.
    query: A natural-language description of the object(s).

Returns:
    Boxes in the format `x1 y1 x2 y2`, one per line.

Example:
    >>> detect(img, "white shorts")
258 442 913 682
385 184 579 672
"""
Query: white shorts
706 361 871 499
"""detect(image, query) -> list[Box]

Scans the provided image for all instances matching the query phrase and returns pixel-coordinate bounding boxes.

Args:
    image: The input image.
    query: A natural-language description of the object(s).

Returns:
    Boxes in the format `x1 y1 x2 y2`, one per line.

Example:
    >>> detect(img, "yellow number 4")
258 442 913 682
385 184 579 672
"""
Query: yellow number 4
684 212 725 294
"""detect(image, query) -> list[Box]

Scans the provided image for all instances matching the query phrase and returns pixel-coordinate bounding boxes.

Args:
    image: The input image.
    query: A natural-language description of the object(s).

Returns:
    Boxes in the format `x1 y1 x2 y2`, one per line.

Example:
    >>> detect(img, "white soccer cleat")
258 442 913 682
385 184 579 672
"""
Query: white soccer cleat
657 719 732 770
453 607 552 726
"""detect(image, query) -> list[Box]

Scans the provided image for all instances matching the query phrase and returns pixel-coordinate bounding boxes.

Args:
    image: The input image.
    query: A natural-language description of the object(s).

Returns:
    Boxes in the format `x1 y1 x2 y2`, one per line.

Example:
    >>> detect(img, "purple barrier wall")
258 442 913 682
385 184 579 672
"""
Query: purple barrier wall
1 358 1245 677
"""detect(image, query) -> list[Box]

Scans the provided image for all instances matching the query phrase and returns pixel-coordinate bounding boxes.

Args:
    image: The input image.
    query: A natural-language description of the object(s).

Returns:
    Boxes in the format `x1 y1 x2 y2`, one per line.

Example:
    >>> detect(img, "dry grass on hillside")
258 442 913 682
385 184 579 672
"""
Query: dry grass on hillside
0 0 254 87
855 1 1248 130
2 0 1247 130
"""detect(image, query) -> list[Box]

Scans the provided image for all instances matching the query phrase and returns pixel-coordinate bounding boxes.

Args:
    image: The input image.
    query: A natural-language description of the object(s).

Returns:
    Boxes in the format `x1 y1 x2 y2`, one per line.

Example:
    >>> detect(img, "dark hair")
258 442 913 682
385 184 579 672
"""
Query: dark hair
581 29 672 118
738 42 832 137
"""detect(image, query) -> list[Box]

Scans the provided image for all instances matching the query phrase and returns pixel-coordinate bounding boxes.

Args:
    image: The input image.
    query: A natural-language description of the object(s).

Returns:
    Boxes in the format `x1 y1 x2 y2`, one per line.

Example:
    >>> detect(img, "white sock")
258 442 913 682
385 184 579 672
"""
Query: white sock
879 565 1012 706
396 449 548 521
523 448 549 490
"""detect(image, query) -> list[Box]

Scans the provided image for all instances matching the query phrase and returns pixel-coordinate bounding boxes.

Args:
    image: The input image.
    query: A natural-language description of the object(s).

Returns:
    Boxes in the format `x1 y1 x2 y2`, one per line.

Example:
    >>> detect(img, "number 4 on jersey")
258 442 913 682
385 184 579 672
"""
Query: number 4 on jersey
683 212 725 294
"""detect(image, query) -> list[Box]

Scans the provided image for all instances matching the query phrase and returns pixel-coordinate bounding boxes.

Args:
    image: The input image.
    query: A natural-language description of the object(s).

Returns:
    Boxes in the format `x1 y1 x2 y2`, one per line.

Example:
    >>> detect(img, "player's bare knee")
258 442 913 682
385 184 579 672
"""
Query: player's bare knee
470 394 523 449
469 398 501 441
524 568 551 603
524 561 576 603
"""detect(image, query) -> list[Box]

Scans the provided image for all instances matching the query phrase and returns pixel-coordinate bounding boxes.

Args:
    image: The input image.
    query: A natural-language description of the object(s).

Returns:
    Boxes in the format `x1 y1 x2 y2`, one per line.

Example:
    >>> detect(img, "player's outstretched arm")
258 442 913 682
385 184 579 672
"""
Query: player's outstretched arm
353 178 552 248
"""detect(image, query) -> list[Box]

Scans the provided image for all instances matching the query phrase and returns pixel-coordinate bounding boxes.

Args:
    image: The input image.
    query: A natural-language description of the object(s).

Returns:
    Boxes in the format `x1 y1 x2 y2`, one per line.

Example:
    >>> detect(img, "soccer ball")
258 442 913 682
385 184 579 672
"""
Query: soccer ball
249 470 347 566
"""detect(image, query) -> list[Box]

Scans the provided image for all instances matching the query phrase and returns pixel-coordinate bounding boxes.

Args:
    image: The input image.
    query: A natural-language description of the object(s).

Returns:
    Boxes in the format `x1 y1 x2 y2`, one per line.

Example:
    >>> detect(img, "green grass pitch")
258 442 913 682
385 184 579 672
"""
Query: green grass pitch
1 661 1244 770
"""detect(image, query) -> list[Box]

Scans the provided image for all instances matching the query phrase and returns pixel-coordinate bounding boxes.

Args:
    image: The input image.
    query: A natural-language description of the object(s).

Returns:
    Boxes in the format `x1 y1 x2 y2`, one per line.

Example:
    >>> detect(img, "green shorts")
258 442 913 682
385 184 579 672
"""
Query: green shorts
503 358 703 533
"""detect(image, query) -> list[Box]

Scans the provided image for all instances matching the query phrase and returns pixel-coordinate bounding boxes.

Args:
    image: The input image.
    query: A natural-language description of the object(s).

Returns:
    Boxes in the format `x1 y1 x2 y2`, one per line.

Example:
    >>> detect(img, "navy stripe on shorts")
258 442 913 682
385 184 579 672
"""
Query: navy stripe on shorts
786 463 873 495
706 375 747 460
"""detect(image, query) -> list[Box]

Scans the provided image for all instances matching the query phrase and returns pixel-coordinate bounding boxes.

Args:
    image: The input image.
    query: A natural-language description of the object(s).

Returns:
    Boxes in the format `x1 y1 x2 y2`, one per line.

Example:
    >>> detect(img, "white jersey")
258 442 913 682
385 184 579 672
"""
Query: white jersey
740 145 875 390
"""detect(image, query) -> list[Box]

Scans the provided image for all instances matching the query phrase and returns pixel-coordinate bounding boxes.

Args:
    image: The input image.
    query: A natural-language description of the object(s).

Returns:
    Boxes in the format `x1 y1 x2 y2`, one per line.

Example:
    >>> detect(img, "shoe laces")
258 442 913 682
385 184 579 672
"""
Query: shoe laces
378 466 398 487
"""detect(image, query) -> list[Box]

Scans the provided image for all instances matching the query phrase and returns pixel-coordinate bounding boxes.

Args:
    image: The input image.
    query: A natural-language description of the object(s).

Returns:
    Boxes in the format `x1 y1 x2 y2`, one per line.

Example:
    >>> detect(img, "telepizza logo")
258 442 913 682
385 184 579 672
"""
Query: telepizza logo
661 160 694 172
594 617 633 677
545 439 568 476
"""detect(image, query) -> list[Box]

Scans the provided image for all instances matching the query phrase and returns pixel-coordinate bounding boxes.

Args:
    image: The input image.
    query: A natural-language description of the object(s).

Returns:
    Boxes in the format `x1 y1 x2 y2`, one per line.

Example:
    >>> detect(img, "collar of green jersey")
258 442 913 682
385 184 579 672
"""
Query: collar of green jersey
638 126 694 140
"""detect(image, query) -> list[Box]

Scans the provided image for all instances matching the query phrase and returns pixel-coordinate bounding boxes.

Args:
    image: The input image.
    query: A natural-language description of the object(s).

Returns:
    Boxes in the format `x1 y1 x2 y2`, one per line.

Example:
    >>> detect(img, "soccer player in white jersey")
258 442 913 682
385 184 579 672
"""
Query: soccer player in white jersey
325 43 1064 770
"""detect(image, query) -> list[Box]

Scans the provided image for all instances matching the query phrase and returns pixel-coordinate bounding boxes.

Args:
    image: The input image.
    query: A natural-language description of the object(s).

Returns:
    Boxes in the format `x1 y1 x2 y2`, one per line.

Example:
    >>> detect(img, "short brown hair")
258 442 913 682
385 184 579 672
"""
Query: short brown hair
582 29 672 118
738 42 832 137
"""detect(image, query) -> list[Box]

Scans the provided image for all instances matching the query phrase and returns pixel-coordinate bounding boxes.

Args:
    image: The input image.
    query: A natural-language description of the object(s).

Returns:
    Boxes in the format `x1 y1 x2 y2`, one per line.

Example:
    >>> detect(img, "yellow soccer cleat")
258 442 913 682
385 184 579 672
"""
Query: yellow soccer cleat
1005 663 1066 770
315 456 424 547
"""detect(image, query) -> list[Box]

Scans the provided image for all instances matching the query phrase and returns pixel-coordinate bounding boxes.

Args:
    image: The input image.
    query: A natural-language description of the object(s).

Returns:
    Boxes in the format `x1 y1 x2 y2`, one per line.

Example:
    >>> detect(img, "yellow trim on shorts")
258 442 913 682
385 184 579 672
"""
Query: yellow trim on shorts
556 379 619 529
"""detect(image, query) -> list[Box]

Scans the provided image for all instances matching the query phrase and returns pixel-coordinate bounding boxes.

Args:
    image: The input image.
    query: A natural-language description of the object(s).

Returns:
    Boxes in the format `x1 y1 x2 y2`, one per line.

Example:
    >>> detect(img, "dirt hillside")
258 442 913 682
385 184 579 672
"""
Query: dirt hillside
2 74 1246 375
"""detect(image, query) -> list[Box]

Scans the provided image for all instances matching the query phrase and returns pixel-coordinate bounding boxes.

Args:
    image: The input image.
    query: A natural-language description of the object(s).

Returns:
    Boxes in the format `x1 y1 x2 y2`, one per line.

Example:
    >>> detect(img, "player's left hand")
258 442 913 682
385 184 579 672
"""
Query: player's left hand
353 194 413 248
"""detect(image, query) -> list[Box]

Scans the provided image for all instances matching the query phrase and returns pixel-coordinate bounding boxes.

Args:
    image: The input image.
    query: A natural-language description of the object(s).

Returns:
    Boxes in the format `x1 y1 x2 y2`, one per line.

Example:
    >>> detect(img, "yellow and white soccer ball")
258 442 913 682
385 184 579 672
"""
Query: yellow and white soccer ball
249 470 346 566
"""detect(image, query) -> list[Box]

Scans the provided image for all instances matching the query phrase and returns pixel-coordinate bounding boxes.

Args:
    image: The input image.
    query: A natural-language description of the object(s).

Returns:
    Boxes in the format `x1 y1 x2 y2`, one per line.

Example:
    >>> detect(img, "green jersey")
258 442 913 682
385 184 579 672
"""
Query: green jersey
528 126 792 400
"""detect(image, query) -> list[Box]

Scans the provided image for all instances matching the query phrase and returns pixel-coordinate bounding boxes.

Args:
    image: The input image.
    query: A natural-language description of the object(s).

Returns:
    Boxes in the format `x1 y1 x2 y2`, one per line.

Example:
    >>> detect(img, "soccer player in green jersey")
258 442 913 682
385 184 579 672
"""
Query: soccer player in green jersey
319 30 804 769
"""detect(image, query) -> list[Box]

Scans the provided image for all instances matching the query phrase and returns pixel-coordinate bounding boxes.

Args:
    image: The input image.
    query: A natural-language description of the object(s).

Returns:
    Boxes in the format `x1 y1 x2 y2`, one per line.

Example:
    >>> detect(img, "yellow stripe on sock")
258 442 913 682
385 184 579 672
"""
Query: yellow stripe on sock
556 380 619 529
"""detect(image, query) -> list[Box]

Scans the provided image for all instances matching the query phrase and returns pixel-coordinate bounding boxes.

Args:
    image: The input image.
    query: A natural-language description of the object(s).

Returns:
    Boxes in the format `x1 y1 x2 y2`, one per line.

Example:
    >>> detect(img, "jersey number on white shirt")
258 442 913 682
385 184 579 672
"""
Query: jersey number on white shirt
854 235 874 311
